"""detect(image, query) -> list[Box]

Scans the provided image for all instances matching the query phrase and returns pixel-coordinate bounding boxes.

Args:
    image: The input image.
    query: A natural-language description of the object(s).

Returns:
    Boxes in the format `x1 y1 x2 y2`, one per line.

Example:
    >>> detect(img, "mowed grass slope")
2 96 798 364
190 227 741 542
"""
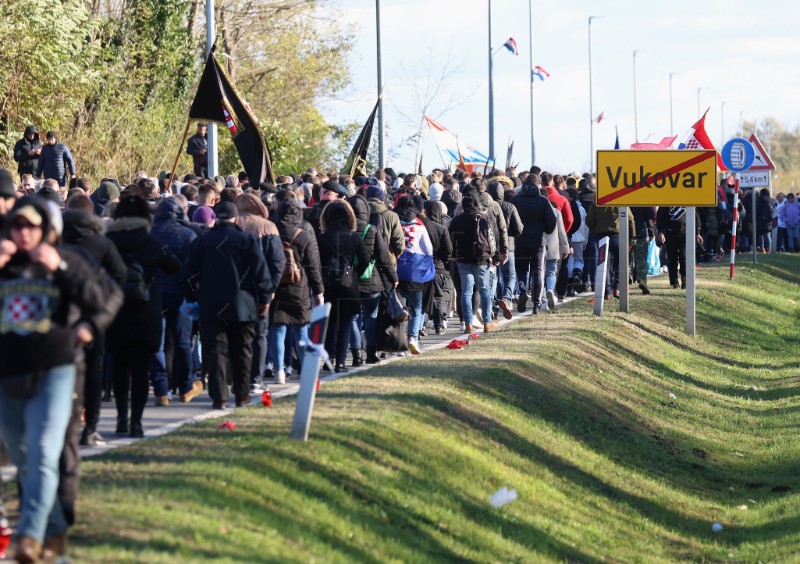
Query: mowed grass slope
69 256 800 562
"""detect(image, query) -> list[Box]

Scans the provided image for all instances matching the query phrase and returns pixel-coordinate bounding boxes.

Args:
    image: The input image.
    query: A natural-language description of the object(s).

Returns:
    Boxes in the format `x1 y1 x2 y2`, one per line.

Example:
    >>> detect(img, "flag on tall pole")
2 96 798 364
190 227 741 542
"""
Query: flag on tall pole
505 139 514 169
189 44 274 185
594 111 605 124
531 65 550 82
614 126 620 150
342 98 380 178
678 109 727 170
502 37 518 56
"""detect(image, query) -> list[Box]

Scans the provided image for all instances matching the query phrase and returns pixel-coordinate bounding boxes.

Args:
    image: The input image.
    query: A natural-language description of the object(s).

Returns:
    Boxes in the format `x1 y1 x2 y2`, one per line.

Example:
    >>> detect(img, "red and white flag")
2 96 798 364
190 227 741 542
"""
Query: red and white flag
678 111 726 170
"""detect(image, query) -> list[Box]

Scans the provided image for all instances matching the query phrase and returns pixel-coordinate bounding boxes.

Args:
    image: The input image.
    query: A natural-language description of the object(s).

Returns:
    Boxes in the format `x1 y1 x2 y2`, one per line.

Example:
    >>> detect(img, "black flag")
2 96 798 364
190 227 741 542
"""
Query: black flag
342 99 379 177
188 45 275 185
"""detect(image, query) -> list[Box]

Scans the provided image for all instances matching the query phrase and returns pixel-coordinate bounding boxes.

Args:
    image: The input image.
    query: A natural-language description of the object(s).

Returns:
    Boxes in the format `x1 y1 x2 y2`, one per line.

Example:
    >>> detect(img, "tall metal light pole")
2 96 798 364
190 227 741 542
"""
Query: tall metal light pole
528 0 535 166
588 16 596 171
376 0 385 169
206 0 218 178
668 72 677 136
633 50 640 142
488 0 495 162
696 87 704 119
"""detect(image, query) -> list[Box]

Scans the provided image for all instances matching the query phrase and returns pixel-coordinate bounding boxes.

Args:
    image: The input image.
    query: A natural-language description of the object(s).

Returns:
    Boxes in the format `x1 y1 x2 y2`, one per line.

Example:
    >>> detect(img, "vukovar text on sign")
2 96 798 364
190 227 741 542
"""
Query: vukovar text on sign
596 150 718 207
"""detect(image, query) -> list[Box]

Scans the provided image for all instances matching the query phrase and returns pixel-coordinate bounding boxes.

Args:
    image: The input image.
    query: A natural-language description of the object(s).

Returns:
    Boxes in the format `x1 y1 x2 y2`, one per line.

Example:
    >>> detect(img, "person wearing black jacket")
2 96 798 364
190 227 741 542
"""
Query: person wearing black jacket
488 181 523 318
351 194 398 366
631 206 656 294
269 198 325 384
510 174 557 314
105 195 181 437
317 201 370 372
13 125 42 180
0 197 121 562
62 204 127 447
182 201 272 408
35 131 75 186
421 201 453 334
656 206 703 289
186 123 208 178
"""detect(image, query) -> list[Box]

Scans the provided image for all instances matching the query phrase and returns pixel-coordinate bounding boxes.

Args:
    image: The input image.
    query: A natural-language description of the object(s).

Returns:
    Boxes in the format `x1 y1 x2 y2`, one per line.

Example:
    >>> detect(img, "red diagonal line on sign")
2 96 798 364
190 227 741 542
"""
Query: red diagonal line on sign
597 151 715 205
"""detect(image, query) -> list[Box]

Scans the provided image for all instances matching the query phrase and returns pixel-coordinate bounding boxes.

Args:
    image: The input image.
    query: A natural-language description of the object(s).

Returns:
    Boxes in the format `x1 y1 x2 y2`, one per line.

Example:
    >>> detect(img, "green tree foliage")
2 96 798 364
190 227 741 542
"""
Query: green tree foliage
0 0 353 182
0 0 97 156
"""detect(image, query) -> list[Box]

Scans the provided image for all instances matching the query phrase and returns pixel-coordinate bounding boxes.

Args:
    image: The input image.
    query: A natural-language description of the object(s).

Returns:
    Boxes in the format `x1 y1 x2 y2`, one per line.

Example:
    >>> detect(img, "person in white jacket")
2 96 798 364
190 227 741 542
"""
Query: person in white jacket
542 194 570 311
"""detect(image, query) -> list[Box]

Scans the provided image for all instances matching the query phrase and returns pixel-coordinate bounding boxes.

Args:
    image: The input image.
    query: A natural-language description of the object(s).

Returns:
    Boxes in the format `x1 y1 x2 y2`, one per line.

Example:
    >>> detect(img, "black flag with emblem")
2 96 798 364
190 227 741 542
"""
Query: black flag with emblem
188 45 275 185
342 99 379 178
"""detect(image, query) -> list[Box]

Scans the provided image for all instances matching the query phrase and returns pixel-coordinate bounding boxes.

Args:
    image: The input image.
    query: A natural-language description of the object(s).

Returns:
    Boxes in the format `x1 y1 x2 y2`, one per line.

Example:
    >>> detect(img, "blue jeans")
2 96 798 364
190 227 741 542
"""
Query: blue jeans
148 317 172 398
361 292 381 348
458 262 491 325
0 365 75 541
349 311 363 350
788 225 800 252
269 324 308 374
402 289 424 340
545 258 559 292
162 293 196 393
498 251 516 302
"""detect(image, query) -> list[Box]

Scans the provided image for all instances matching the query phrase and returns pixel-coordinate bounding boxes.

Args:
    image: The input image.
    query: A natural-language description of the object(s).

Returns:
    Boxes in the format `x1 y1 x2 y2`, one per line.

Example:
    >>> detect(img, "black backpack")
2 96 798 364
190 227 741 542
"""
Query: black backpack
123 260 150 303
466 213 496 262
324 249 355 289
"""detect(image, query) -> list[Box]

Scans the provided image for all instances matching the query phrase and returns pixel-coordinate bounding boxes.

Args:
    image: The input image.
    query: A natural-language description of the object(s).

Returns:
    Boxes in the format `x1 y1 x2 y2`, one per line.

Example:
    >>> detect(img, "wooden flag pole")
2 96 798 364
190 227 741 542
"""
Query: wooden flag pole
168 118 193 190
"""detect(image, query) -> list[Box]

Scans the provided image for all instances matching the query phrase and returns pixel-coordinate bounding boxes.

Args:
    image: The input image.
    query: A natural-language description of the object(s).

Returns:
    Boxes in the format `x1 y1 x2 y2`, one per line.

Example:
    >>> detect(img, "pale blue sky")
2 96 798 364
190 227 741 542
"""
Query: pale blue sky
320 0 800 173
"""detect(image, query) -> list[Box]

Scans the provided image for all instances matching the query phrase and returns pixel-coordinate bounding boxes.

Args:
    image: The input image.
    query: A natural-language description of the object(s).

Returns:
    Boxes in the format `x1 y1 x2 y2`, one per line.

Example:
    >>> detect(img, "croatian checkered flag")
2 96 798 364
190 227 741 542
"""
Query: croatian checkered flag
678 110 727 170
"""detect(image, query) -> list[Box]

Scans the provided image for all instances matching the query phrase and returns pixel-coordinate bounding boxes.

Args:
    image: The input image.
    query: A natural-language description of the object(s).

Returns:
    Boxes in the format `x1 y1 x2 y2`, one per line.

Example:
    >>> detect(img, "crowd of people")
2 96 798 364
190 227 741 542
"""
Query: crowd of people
0 123 797 562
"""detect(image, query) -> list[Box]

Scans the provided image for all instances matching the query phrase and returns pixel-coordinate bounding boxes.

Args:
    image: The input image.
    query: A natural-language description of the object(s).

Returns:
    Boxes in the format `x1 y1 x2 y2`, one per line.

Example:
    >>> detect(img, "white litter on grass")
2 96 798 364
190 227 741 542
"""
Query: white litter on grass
490 487 517 508
712 522 724 533
668 393 677 399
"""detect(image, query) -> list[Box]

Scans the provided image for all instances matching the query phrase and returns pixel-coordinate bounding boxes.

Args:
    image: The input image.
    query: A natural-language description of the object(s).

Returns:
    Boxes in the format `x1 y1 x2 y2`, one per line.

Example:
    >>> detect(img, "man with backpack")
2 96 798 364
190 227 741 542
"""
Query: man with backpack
510 173 557 314
448 193 500 333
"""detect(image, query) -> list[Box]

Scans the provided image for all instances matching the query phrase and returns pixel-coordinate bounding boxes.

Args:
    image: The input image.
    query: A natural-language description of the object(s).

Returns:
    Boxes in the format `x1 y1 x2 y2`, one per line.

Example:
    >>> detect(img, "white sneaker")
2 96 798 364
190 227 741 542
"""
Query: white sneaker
408 338 421 355
459 321 466 333
249 382 262 394
274 370 286 385
546 289 556 310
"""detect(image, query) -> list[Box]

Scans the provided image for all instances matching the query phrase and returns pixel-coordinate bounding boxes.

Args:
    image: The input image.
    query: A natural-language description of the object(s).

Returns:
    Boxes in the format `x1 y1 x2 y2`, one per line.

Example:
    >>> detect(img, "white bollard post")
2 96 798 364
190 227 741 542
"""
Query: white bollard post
291 303 331 442
593 236 610 316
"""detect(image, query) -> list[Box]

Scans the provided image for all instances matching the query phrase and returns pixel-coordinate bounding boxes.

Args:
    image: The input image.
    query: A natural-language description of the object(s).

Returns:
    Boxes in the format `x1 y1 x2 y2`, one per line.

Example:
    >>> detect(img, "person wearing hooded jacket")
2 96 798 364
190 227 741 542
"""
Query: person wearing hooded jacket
317 201 370 371
0 196 122 562
270 198 325 384
420 200 453 334
349 193 398 365
366 185 405 265
150 197 202 404
448 192 500 333
234 193 285 391
488 180 523 318
61 201 127 448
105 195 181 437
510 173 557 314
13 126 42 180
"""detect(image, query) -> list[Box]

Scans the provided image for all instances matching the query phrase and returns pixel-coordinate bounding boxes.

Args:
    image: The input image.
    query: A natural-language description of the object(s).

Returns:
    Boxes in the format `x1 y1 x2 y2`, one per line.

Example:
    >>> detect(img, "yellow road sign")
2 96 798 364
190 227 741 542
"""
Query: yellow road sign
596 150 718 207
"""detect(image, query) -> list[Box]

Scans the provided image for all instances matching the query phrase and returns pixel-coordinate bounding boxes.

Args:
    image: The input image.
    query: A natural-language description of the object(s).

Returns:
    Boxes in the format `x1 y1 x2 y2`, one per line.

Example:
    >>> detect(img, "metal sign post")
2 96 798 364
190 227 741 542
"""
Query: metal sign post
721 138 757 280
686 208 696 337
729 175 740 279
593 236 609 316
619 207 629 313
291 303 331 442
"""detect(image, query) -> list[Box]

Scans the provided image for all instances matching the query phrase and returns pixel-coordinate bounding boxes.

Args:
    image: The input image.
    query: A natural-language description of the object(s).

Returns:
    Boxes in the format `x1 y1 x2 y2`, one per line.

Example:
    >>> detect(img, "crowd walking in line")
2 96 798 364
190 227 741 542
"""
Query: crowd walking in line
0 123 795 562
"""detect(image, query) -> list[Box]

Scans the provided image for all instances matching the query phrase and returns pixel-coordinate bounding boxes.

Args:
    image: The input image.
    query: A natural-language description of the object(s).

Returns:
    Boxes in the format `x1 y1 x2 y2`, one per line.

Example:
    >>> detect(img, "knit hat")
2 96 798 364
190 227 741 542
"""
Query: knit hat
428 183 443 202
96 180 121 202
214 201 238 221
192 205 216 225
365 185 385 201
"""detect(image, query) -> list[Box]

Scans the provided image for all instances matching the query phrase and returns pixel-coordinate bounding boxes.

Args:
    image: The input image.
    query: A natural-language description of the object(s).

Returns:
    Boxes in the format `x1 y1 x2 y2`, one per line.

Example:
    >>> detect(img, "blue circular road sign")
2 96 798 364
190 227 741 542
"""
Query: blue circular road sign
721 138 755 172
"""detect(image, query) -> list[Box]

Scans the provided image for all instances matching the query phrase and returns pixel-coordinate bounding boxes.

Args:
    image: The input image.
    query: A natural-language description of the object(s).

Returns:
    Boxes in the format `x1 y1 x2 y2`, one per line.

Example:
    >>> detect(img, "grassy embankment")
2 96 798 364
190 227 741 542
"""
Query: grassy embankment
67 255 800 562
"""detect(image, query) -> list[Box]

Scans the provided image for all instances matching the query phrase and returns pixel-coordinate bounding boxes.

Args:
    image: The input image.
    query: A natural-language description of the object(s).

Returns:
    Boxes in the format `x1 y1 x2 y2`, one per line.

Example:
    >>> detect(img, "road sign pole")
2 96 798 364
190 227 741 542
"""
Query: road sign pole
593 236 609 316
619 208 629 312
686 207 696 337
729 175 739 280
291 303 331 442
752 186 758 264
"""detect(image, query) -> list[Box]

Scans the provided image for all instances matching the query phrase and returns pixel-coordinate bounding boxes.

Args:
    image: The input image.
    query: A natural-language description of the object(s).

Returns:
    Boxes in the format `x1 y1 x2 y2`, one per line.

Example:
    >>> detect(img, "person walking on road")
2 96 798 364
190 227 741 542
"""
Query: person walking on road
182 201 273 409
